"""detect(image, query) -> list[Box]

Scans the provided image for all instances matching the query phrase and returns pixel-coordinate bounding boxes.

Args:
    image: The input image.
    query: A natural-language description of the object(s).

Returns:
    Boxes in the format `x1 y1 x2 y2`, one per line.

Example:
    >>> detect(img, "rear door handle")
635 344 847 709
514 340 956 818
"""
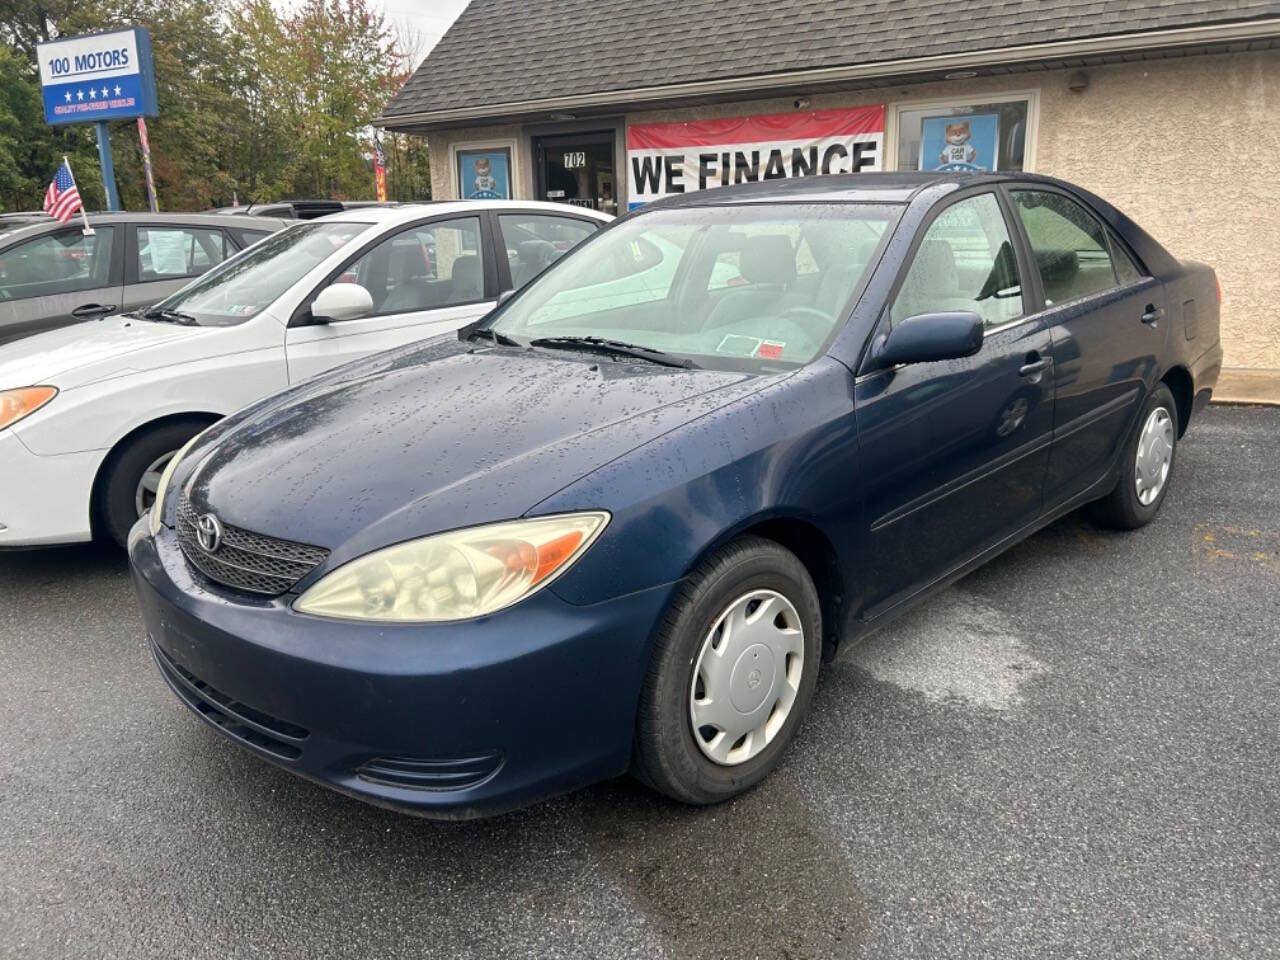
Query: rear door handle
71 303 117 318
1140 305 1165 325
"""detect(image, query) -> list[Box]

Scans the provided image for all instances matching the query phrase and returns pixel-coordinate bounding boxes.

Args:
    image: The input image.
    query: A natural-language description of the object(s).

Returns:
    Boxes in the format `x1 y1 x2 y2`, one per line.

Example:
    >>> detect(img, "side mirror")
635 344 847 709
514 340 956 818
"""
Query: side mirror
872 311 984 368
311 282 373 323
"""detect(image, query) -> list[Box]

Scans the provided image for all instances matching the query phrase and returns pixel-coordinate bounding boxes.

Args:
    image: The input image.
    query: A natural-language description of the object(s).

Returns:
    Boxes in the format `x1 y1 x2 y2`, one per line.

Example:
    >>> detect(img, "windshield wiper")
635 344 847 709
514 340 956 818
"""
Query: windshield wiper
529 336 698 369
465 327 522 347
141 307 199 325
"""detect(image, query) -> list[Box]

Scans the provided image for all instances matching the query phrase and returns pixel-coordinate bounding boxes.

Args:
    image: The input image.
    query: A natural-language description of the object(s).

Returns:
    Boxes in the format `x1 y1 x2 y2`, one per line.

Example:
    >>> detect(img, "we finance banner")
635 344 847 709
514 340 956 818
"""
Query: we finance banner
627 105 885 209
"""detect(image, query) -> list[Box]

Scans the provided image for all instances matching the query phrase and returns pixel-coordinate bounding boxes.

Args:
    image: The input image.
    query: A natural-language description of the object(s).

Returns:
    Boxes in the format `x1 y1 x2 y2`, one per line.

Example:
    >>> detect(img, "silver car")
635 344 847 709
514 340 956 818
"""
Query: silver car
0 211 290 345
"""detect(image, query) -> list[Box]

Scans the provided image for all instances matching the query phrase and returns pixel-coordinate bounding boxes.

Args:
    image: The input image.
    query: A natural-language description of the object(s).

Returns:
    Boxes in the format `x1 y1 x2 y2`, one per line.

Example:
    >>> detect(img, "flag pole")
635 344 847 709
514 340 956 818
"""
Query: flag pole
64 156 94 236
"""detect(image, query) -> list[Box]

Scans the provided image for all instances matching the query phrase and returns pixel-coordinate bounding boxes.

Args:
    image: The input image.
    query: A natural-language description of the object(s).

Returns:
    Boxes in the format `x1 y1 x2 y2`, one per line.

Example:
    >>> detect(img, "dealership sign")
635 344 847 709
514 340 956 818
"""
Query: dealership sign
627 105 885 208
37 28 158 125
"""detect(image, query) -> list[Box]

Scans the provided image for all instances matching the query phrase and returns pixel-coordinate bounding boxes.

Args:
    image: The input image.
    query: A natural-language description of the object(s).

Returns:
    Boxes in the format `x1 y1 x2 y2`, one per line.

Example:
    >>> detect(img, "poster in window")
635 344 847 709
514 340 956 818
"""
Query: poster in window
457 149 511 199
919 113 999 172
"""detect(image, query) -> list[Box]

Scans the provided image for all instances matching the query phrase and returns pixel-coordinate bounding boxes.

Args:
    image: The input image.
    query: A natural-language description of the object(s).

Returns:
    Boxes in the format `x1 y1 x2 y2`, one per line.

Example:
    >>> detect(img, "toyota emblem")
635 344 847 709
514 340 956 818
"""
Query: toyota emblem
195 513 224 554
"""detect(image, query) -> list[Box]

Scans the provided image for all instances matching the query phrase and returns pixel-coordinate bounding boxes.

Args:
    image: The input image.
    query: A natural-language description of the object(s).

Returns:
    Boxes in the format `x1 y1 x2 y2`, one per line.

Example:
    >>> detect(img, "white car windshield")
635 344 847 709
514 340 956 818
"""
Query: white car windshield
145 222 367 327
487 202 900 371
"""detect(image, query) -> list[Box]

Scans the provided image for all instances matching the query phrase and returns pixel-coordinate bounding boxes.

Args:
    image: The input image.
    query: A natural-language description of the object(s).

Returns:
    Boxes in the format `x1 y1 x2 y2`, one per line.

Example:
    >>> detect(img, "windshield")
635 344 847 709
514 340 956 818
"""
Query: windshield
488 203 899 370
148 221 367 326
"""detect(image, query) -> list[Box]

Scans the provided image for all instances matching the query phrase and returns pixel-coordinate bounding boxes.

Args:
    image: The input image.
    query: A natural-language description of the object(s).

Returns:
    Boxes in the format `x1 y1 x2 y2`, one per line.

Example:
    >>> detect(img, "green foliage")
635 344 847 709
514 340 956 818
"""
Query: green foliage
0 0 430 212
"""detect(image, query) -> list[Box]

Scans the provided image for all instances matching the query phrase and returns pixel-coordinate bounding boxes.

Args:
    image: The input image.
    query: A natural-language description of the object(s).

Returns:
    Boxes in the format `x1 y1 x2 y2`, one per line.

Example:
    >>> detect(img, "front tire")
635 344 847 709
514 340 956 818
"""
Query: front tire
632 536 822 805
1088 383 1178 530
96 419 209 548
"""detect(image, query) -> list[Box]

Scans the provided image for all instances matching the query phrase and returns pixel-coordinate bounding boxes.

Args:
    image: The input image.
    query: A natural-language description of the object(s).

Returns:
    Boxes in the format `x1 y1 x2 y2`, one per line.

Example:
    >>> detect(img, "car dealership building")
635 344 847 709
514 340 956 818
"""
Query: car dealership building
379 1 1280 384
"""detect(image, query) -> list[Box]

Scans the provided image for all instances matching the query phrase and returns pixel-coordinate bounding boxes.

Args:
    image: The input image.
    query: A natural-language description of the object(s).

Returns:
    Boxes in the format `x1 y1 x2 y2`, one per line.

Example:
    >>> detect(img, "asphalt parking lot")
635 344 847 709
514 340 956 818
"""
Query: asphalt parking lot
2 404 1277 959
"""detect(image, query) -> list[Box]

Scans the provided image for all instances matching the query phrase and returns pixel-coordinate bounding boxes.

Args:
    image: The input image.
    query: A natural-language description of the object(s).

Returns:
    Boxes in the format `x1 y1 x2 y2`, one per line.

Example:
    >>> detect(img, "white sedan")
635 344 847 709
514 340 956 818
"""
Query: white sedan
0 201 609 547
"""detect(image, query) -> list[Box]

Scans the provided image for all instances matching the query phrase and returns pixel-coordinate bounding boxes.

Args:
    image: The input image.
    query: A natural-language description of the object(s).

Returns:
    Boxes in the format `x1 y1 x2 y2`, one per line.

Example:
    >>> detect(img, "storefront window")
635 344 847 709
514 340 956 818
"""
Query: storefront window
896 98 1031 173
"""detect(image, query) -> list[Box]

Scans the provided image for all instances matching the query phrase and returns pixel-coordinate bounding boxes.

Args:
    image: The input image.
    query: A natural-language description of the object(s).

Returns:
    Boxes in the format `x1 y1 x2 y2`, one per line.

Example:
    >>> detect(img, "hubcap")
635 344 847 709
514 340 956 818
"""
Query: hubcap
690 589 805 766
1135 407 1174 506
135 450 177 517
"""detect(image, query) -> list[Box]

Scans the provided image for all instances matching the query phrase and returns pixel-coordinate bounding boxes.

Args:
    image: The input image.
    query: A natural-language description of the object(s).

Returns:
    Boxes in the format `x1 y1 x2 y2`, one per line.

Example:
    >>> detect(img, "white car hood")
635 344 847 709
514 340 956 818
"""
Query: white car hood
0 316 219 389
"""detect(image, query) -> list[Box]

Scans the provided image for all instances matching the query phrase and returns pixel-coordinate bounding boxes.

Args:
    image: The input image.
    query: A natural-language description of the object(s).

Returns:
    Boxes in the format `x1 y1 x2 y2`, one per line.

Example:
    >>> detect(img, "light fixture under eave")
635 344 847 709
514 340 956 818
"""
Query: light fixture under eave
944 70 978 80
549 112 577 121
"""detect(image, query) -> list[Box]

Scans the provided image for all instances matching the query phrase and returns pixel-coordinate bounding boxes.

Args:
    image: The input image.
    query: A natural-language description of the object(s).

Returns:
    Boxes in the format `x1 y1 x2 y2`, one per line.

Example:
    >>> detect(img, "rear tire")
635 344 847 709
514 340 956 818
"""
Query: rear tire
1088 383 1177 530
96 419 209 548
632 536 822 805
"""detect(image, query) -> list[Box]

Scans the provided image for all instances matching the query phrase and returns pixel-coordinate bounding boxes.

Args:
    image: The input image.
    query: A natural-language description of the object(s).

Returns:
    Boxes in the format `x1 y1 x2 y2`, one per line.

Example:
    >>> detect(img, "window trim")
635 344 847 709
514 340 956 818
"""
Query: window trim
288 213 496 327
885 88 1040 173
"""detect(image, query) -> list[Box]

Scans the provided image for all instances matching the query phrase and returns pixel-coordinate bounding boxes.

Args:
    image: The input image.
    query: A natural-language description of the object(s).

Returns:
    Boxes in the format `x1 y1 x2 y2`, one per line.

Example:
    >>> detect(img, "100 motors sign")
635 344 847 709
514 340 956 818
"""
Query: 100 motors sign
37 28 158 125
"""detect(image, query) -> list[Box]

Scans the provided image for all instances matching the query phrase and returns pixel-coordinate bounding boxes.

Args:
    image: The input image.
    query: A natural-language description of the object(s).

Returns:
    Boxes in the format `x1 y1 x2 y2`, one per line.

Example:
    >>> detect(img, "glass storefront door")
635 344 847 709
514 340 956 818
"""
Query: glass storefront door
534 132 618 215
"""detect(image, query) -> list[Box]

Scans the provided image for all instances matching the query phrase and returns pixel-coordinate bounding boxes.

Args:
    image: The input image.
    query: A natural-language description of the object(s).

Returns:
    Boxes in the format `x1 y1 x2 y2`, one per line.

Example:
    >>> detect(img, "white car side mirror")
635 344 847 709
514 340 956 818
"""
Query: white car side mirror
311 283 373 323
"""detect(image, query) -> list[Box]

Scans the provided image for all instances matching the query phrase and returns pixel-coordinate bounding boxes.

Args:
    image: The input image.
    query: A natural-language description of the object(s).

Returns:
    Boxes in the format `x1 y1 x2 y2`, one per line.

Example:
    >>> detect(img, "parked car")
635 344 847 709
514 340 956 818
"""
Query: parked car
207 199 403 220
0 212 289 345
129 172 1220 818
0 200 608 549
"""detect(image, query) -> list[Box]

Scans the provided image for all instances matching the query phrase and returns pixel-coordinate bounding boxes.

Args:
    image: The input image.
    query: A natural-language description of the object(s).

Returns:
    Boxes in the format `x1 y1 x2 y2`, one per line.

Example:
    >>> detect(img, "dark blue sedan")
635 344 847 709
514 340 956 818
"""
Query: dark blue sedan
130 173 1222 817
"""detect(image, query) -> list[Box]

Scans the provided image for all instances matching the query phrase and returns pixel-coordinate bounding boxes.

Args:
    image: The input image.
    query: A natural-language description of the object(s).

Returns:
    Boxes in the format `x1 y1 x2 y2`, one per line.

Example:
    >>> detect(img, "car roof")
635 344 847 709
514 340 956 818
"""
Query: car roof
641 172 1016 208
309 199 615 226
0 211 291 245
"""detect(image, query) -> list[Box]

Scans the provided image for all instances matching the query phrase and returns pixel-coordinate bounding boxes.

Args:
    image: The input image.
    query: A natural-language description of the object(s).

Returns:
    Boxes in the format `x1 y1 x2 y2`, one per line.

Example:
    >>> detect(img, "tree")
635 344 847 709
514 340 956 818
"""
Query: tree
0 0 433 211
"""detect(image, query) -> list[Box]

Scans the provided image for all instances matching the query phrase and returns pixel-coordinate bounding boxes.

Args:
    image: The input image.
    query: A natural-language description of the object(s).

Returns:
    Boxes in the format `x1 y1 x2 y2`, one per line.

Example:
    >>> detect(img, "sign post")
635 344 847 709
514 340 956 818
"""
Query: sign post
94 121 120 211
37 27 159 212
137 117 159 212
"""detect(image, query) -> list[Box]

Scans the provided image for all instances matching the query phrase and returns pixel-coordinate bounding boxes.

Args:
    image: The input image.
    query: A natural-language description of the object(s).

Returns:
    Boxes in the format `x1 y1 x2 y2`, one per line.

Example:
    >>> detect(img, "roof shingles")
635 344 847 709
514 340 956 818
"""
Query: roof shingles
383 0 1280 120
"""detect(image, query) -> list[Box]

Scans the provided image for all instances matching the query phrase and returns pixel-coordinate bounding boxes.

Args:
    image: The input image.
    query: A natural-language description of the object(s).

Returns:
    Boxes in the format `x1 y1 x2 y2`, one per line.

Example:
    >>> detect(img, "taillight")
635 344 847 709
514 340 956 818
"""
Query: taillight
1215 276 1222 304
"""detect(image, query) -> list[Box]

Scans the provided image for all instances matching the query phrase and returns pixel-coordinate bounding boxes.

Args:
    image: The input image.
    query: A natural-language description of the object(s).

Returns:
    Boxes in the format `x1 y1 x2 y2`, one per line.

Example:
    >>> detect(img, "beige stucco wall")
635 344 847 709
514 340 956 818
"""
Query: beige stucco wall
422 50 1280 369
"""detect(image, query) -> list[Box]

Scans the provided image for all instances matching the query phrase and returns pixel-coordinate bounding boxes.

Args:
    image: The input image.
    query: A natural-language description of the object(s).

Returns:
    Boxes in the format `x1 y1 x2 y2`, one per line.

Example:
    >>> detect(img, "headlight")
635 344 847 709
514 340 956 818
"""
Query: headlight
293 512 610 622
0 386 57 431
148 433 203 536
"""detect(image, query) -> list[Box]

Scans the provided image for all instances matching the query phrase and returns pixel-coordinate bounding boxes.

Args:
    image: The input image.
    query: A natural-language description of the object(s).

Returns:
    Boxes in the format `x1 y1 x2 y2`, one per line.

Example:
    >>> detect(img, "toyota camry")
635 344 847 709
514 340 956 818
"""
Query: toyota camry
130 173 1221 817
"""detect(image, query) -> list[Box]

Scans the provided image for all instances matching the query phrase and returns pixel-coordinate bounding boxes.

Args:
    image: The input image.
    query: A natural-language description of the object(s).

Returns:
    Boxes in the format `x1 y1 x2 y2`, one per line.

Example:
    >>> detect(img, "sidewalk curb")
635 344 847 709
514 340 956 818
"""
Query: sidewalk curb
1210 368 1280 407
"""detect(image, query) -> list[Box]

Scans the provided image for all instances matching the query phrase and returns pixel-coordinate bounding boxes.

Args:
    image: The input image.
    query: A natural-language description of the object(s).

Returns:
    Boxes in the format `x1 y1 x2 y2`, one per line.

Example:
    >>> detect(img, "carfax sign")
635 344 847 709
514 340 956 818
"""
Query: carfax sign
37 28 158 126
626 105 885 209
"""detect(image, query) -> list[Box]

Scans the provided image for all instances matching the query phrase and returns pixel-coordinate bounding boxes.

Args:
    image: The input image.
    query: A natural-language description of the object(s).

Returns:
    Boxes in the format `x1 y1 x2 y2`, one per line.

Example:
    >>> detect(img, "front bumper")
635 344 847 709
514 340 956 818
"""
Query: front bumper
129 520 674 818
0 430 102 546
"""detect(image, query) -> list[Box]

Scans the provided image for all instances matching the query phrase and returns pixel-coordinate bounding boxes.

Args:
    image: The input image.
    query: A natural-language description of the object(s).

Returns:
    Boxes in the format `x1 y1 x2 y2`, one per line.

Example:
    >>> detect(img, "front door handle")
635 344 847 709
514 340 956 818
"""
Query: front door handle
71 302 117 318
1140 305 1165 325
1019 354 1050 379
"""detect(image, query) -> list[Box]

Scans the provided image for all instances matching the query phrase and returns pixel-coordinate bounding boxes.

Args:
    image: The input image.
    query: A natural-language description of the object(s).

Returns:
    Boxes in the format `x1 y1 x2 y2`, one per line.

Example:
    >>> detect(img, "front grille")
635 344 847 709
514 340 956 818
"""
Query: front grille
152 638 309 760
176 494 328 596
356 752 504 792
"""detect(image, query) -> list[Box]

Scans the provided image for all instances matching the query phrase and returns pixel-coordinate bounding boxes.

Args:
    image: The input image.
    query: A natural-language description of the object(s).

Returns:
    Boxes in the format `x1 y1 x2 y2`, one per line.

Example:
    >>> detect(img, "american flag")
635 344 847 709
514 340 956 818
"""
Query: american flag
43 161 82 223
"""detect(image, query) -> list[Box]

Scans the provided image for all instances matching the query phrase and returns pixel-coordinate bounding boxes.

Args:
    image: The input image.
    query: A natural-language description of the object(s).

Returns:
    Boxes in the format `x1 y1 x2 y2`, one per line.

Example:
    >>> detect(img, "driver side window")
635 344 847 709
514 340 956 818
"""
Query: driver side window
344 217 485 319
890 193 1023 329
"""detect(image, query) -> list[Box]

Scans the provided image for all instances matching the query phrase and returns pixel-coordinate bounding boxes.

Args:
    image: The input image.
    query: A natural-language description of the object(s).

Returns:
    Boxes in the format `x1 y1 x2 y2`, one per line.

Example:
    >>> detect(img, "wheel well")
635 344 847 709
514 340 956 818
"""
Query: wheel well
89 412 221 534
738 518 845 660
1161 366 1193 437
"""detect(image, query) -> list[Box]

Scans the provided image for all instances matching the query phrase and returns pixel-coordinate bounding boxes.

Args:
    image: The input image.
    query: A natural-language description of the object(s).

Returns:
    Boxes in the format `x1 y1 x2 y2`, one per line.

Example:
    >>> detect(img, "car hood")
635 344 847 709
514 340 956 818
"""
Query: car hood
0 315 218 388
189 339 770 562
